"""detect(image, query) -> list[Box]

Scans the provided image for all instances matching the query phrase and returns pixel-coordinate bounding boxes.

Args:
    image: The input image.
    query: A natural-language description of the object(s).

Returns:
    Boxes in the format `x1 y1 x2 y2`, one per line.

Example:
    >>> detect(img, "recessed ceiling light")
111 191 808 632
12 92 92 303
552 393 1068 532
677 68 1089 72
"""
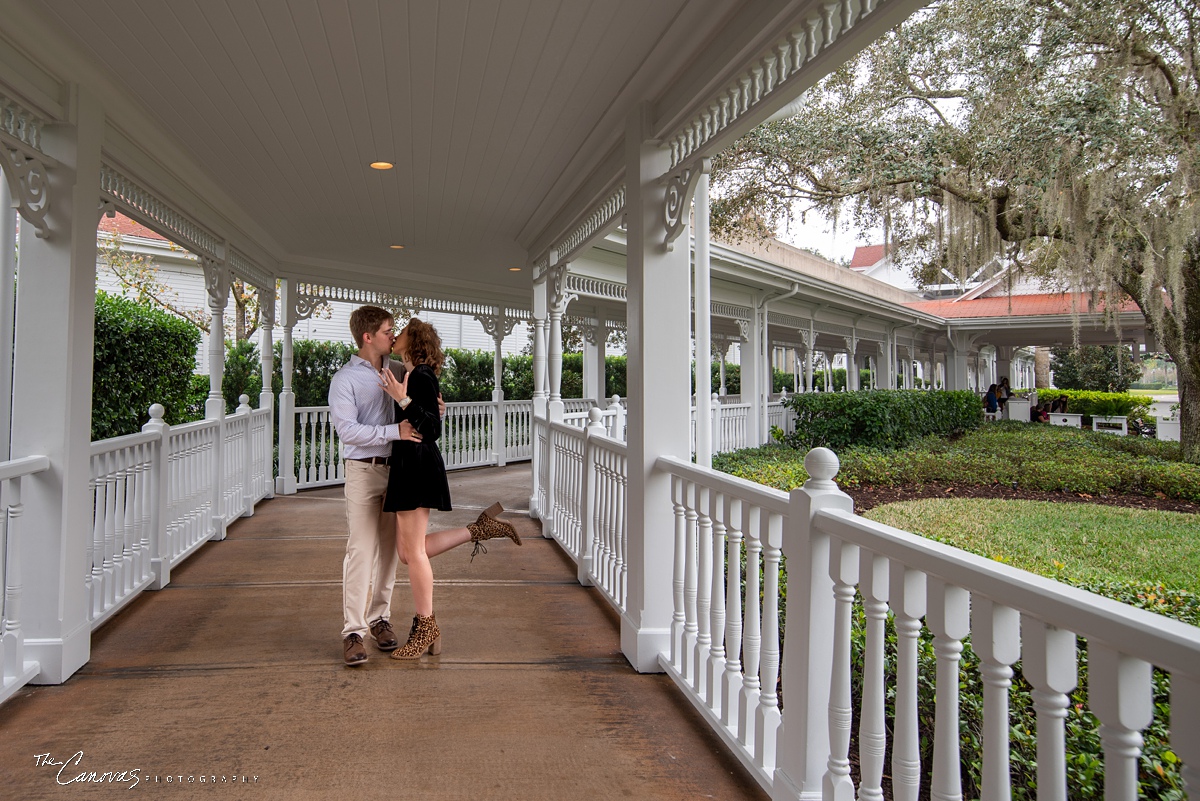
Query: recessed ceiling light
508 267 521 272
370 161 394 170
390 244 405 249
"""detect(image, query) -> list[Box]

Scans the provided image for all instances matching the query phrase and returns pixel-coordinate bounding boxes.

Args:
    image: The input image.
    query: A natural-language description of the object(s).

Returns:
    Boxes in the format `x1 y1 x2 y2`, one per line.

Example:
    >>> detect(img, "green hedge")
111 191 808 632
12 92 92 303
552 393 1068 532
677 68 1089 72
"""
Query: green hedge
1041 388 1153 421
715 422 1199 502
92 292 202 439
782 390 983 451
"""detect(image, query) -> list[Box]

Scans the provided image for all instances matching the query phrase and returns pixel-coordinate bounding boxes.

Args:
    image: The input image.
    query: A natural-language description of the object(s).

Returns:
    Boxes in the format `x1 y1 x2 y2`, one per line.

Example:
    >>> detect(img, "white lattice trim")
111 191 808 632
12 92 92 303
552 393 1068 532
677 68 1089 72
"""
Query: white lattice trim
666 0 889 171
99 162 221 258
229 248 275 293
565 273 626 302
711 301 752 321
555 184 626 264
293 282 533 321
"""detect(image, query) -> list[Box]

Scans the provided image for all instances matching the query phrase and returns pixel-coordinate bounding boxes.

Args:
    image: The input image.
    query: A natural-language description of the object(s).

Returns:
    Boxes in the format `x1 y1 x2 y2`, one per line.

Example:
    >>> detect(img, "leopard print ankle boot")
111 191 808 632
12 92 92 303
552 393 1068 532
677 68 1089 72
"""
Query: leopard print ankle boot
391 614 441 659
467 502 522 559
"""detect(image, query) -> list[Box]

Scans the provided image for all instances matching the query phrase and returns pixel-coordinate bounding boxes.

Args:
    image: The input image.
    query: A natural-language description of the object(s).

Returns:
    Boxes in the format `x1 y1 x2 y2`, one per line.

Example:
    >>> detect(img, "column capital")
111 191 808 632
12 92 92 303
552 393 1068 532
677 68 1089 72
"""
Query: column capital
201 255 232 308
663 156 711 251
474 306 517 344
548 262 577 316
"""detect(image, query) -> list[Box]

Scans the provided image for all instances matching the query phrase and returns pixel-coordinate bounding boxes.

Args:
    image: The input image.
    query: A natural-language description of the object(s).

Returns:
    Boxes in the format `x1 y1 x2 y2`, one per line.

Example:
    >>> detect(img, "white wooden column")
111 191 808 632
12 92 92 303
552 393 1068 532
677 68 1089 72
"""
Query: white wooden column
547 261 575 410
0 185 15 461
743 305 763 443
529 277 548 514
845 336 858 391
275 278 302 495
201 255 231 539
623 103 690 672
476 306 515 467
11 89 103 683
582 312 607 404
694 162 712 469
259 294 275 412
947 333 974 391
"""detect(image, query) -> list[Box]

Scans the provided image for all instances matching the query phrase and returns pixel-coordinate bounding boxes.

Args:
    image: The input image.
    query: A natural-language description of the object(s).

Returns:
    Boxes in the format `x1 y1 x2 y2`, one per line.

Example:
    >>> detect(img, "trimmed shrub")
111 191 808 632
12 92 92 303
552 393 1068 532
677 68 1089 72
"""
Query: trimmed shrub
441 348 498 402
271 339 357 408
783 389 983 451
92 291 202 439
1042 388 1152 422
223 338 263 412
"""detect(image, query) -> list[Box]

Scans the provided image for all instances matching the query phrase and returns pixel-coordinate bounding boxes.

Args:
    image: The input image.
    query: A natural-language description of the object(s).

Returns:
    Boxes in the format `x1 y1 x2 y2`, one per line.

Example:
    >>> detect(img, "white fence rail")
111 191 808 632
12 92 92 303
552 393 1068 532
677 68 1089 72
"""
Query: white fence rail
289 398 605 491
0 455 50 705
639 448 1200 800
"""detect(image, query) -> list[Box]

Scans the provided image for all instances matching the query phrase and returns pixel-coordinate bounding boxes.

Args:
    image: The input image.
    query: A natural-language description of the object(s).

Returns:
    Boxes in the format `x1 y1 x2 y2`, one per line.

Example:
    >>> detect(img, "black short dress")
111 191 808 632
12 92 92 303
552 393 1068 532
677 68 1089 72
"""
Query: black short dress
383 364 452 512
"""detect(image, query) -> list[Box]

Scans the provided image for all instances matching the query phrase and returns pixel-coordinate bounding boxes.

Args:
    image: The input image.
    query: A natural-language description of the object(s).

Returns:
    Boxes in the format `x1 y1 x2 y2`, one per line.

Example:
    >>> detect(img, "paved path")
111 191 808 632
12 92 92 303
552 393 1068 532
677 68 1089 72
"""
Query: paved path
0 464 767 801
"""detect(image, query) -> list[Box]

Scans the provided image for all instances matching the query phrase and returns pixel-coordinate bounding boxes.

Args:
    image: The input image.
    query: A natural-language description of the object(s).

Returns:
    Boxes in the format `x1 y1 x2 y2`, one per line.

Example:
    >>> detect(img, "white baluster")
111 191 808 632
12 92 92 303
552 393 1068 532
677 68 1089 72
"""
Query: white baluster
973 598 1021 801
693 484 712 699
721 495 744 730
614 462 626 606
823 536 858 801
756 510 783 769
858 550 889 801
87 459 99 618
739 508 763 752
682 481 699 683
3 477 26 669
927 578 970 801
102 451 117 609
298 412 309 484
706 490 727 714
888 564 926 801
1173 674 1200 798
1089 644 1152 801
113 448 129 595
1023 619 1077 801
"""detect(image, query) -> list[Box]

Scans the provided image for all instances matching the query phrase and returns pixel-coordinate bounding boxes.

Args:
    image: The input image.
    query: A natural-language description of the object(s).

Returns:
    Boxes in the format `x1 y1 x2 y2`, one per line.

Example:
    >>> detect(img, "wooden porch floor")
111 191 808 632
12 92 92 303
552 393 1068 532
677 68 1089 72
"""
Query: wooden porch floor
0 464 768 800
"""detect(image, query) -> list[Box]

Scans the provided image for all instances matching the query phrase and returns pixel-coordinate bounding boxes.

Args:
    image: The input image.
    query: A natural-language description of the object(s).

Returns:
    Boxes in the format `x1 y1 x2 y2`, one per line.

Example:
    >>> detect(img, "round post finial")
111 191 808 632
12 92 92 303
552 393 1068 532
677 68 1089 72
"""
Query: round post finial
149 403 165 421
237 394 252 413
804 447 840 487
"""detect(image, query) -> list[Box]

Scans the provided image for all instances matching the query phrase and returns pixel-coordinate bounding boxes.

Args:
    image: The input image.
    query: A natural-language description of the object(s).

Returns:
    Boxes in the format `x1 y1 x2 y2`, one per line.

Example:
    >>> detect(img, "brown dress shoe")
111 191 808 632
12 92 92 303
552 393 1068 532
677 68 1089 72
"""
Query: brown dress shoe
369 618 399 651
343 633 367 665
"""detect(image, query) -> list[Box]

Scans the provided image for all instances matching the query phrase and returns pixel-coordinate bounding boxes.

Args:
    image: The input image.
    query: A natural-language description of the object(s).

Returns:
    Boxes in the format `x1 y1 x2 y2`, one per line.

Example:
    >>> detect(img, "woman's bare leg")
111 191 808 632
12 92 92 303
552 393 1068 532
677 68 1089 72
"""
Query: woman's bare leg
424 527 471 557
395 509 434 616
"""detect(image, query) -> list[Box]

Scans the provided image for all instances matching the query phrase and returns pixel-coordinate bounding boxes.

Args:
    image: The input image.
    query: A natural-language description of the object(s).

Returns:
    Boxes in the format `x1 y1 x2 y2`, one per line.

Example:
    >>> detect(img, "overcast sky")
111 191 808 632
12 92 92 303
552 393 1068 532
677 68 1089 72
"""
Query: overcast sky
773 208 882 266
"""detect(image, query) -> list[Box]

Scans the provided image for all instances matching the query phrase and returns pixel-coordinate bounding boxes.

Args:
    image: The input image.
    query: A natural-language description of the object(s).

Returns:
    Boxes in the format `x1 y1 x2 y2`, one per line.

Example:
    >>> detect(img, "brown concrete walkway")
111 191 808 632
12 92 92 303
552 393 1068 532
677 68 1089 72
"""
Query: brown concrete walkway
0 464 768 801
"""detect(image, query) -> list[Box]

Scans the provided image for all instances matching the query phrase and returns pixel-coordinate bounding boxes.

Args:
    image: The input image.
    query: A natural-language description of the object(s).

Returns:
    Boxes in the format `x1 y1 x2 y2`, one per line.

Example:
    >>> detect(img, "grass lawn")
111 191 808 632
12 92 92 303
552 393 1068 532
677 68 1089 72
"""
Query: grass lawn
864 498 1200 593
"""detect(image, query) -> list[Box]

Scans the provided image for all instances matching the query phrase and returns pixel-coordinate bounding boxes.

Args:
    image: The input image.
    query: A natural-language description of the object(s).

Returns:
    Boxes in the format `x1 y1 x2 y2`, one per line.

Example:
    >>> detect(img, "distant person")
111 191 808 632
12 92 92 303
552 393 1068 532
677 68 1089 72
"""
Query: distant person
1051 395 1069 413
984 384 999 414
1032 402 1051 422
997 377 1012 409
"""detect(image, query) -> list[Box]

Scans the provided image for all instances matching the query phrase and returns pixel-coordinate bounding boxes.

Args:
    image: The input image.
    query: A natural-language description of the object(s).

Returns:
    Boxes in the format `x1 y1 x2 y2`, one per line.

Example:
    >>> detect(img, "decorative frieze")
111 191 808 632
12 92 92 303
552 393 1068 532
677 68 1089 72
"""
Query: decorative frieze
291 282 531 321
0 92 44 153
229 248 275 294
665 0 888 172
565 273 626 302
99 162 221 259
555 184 626 265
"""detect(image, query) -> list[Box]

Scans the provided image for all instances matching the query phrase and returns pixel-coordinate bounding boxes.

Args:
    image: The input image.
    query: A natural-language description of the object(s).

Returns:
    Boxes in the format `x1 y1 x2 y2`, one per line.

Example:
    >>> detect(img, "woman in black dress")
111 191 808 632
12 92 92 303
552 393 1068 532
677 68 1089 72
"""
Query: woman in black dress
379 318 521 659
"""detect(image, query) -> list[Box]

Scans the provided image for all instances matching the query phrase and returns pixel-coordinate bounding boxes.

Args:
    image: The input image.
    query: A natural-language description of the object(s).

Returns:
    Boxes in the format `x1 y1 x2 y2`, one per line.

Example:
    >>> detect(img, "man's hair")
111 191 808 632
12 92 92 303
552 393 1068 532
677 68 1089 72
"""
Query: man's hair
401 318 444 375
349 306 394 348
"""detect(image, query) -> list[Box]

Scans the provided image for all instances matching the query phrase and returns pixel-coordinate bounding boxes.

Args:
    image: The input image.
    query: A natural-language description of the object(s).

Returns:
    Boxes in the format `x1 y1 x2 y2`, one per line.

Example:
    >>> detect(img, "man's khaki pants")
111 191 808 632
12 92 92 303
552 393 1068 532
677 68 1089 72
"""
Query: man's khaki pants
342 460 400 639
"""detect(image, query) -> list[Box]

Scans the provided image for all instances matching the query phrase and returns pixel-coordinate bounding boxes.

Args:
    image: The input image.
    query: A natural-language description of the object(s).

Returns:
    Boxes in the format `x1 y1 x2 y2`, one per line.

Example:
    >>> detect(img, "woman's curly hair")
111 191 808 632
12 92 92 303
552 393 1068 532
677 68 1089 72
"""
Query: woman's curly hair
400 318 444 375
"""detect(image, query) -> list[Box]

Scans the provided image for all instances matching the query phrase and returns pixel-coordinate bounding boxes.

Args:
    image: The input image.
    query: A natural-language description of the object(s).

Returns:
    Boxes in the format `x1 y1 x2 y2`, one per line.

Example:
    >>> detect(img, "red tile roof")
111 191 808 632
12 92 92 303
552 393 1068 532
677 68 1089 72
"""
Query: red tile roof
904 293 1139 318
98 212 169 242
849 244 886 270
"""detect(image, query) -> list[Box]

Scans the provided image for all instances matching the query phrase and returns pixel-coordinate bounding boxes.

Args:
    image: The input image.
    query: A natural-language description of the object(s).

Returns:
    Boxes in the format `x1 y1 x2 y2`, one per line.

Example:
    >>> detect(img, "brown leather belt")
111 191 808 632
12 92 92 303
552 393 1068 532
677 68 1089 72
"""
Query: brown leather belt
347 456 391 466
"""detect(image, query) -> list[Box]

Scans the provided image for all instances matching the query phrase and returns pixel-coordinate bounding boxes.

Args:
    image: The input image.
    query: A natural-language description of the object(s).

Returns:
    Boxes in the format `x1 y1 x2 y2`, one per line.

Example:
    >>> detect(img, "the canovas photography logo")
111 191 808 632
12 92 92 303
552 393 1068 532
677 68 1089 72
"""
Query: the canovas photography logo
34 751 260 789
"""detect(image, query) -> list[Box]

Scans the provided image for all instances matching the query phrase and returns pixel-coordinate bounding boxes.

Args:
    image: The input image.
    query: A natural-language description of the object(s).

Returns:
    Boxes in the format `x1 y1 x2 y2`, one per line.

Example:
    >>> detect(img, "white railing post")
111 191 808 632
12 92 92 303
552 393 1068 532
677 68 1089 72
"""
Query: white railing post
927 578 970 801
141 405 171 590
277 321 297 495
578 408 605 586
238 395 255 517
773 447 853 801
1022 621 1077 801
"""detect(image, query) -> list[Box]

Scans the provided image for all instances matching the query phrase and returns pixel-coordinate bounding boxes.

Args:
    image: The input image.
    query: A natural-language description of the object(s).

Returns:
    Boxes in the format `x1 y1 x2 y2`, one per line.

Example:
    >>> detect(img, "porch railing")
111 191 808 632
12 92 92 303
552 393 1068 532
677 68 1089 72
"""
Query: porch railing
529 411 1200 799
0 455 50 705
289 398 600 491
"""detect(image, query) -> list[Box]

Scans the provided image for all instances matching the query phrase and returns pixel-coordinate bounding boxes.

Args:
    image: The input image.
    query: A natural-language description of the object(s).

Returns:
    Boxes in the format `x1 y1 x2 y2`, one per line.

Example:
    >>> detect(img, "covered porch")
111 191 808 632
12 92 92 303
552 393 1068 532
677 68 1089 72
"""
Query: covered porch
1 464 768 799
2 1 1199 800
